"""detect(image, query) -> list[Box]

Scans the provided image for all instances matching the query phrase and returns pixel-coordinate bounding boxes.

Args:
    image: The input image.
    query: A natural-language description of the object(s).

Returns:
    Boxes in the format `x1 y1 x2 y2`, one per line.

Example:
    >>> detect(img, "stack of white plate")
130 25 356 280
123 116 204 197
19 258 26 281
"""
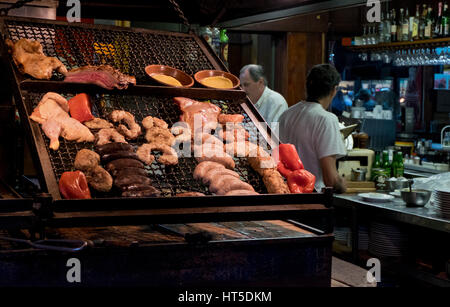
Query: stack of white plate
431 187 450 219
368 222 409 258
358 226 369 250
334 227 352 247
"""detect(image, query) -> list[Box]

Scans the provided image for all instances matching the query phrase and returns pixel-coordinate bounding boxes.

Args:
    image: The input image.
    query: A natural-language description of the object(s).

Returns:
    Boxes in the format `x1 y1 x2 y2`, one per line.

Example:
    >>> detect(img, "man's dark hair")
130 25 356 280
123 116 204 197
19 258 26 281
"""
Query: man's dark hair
240 64 267 86
306 64 341 102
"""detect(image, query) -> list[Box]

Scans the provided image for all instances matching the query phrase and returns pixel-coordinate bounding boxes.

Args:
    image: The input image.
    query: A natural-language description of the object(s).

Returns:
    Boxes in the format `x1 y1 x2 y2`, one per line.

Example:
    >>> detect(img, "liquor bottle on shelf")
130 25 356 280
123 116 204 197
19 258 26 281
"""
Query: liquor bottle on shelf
391 9 397 42
379 11 385 43
443 2 449 37
402 8 410 41
425 7 433 39
398 8 405 41
419 4 427 40
412 5 420 40
384 9 391 43
435 2 443 38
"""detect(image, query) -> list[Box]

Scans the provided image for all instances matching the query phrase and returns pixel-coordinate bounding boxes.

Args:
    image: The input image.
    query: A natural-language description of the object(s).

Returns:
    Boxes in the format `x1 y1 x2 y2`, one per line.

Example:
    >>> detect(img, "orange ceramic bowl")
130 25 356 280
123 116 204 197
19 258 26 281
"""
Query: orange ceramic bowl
194 70 240 89
145 65 194 88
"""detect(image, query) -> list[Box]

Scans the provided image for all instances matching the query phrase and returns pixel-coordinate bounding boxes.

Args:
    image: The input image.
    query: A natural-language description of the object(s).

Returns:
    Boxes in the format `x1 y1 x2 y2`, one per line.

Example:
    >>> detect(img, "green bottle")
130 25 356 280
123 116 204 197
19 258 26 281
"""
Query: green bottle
382 150 392 178
394 151 404 177
391 151 399 178
219 29 229 65
372 151 382 169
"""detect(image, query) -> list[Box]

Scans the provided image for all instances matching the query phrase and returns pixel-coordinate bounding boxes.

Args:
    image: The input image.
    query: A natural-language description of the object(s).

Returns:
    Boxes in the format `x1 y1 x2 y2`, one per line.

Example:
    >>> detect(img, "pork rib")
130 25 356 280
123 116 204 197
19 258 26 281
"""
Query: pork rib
64 65 136 90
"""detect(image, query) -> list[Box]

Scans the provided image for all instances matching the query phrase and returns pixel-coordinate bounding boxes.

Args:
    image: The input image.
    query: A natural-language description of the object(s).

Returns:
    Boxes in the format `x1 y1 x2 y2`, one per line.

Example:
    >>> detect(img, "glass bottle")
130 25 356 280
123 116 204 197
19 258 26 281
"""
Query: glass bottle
219 29 229 66
372 151 382 169
419 4 427 40
425 7 433 39
382 150 392 178
404 8 412 41
384 9 391 43
443 2 449 37
412 5 420 40
379 11 385 43
394 151 404 177
436 2 443 38
391 9 397 42
400 8 408 41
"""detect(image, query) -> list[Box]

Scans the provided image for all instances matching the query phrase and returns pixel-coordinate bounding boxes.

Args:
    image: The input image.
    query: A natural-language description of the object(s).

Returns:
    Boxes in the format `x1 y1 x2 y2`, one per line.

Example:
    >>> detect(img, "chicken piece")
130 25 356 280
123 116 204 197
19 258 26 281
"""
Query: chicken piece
74 149 100 171
41 119 62 150
6 39 68 80
29 92 95 150
84 118 113 130
174 97 221 135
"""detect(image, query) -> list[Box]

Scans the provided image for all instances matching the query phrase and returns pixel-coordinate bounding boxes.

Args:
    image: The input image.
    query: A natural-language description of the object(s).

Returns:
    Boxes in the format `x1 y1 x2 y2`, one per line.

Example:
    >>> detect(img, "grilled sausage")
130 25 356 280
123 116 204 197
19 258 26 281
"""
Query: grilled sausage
119 183 156 192
114 175 152 188
121 186 161 197
114 167 148 179
96 142 134 156
106 158 144 175
101 150 140 164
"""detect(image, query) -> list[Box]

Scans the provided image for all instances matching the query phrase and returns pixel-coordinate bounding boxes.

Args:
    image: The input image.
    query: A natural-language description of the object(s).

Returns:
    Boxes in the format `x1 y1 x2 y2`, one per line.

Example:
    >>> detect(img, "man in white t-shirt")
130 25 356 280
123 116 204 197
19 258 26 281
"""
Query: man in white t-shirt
240 64 288 131
279 64 347 193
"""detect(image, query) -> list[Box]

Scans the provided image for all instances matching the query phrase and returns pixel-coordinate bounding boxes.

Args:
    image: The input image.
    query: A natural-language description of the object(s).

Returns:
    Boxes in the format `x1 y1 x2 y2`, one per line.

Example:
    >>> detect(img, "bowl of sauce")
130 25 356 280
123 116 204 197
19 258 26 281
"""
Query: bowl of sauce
194 70 240 89
145 65 194 88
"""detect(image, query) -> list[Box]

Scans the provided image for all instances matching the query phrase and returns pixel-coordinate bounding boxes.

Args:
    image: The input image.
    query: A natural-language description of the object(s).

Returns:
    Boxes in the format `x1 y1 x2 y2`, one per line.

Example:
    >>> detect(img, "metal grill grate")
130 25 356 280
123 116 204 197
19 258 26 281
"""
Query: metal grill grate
25 91 269 197
4 20 215 84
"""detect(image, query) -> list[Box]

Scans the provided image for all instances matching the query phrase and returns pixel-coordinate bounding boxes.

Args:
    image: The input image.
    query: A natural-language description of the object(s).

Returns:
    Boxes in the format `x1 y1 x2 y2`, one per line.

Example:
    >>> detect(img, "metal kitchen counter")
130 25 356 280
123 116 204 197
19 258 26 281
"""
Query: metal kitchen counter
333 194 450 234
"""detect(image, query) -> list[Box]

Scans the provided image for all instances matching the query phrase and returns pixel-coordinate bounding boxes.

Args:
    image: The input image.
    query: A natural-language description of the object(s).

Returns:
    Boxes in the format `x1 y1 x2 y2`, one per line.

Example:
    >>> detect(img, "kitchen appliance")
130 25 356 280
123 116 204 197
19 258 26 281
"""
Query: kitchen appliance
338 148 375 181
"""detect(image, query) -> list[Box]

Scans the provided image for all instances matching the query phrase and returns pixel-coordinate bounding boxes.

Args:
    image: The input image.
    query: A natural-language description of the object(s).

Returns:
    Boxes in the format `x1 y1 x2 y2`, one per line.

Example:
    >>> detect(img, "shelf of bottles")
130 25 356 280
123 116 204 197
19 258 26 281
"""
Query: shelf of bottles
349 2 450 52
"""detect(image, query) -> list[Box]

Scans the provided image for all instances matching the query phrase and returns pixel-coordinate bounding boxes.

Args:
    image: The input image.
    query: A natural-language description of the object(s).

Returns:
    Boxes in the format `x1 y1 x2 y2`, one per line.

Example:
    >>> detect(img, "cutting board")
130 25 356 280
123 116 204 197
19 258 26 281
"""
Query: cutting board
345 181 376 194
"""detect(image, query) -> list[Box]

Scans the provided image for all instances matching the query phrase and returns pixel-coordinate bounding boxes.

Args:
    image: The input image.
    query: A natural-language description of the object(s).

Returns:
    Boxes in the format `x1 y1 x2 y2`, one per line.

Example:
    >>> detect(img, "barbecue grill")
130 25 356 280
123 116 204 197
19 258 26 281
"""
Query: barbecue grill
0 16 334 287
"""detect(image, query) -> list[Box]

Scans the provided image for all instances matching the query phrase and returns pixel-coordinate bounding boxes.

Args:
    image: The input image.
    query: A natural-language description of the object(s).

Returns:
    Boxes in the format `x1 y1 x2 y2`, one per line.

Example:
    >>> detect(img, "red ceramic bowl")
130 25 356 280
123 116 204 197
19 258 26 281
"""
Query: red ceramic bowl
194 70 240 89
145 65 194 88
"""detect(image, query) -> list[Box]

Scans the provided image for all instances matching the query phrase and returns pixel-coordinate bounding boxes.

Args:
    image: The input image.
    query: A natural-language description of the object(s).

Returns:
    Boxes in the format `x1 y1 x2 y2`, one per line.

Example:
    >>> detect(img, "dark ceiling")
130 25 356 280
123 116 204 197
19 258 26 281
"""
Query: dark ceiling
59 0 324 26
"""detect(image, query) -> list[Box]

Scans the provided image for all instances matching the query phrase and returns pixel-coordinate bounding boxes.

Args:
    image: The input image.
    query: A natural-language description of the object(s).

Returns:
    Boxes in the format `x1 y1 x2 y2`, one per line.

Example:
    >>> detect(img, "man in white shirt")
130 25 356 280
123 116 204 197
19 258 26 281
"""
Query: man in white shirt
279 64 347 193
239 65 288 131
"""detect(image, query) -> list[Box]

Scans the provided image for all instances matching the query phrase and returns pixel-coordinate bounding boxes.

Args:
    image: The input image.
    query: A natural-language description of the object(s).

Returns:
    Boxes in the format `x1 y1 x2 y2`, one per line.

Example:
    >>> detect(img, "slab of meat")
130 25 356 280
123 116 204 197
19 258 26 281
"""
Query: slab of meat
29 92 94 150
174 97 221 135
64 65 136 90
6 39 68 80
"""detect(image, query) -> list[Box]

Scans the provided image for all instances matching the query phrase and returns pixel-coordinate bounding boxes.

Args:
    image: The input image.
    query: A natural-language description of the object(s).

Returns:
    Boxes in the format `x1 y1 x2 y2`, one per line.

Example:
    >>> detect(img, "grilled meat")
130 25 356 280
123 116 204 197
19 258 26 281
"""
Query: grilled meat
29 92 95 150
6 38 68 80
64 65 136 90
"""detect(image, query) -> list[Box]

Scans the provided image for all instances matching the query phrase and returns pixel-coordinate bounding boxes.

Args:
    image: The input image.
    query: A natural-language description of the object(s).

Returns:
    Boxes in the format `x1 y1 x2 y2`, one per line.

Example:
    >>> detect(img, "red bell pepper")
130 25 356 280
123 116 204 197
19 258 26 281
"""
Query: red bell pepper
275 143 304 177
59 171 91 199
287 169 316 193
68 93 95 123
